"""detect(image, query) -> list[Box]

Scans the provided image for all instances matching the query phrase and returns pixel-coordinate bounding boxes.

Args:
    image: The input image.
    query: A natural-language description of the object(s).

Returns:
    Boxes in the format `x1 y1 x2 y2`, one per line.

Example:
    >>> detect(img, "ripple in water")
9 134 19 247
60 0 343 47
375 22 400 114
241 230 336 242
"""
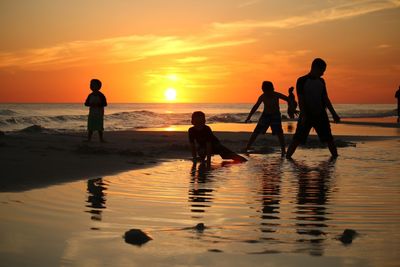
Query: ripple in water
0 140 399 266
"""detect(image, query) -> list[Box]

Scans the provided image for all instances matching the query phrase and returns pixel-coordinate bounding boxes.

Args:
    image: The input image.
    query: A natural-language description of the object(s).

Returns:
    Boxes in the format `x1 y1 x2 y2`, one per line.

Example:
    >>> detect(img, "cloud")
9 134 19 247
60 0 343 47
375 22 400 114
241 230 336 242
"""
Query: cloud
176 56 209 64
214 0 400 30
0 34 255 70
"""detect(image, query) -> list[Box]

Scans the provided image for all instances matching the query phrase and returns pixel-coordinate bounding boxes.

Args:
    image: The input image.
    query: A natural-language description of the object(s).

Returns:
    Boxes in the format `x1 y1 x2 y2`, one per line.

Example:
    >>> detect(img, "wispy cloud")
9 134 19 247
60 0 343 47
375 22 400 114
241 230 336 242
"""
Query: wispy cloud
214 0 400 30
0 34 255 69
237 0 262 8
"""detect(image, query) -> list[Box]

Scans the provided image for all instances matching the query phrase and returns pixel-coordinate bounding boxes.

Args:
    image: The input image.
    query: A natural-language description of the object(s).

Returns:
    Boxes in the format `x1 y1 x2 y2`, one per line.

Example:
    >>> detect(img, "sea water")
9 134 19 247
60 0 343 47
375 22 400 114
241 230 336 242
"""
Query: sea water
0 140 399 267
0 103 397 132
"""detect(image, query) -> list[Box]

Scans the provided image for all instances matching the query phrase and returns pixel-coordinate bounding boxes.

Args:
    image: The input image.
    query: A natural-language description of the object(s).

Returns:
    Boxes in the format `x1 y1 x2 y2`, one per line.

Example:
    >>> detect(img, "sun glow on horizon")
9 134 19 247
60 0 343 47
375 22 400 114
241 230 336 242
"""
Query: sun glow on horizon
164 88 177 101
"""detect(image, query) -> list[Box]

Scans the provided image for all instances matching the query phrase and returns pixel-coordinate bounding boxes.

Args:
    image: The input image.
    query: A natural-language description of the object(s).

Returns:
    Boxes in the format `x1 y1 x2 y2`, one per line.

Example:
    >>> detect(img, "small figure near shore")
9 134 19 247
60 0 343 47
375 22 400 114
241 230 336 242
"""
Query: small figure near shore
287 86 299 119
189 111 247 167
286 58 340 159
84 79 107 142
244 81 295 157
395 85 400 123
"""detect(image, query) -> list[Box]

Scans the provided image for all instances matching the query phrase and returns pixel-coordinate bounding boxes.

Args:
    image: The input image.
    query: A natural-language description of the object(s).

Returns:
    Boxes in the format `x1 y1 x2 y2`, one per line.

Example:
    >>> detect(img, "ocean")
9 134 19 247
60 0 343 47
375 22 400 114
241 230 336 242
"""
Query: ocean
0 103 397 132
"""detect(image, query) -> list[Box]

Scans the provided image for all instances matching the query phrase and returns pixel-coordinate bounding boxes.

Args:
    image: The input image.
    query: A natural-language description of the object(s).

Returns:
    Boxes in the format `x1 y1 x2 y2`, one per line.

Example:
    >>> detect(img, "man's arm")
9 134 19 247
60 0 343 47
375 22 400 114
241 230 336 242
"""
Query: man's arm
324 94 340 123
245 95 263 122
84 95 91 107
296 78 306 121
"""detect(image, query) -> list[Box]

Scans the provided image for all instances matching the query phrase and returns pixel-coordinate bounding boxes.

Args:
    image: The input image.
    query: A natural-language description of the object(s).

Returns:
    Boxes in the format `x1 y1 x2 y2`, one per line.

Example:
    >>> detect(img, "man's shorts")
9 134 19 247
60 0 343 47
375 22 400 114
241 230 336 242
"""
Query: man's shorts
253 113 283 135
293 114 333 143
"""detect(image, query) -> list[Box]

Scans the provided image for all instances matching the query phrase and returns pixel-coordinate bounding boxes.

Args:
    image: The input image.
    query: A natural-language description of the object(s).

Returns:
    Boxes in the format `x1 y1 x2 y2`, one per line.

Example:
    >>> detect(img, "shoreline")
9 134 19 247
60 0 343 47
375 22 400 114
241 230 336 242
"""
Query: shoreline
1 129 399 192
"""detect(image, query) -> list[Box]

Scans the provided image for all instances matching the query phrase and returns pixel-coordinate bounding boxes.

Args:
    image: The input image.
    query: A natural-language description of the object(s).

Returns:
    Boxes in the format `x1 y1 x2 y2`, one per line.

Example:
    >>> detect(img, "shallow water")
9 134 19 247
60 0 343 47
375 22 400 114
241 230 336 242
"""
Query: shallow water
0 140 399 267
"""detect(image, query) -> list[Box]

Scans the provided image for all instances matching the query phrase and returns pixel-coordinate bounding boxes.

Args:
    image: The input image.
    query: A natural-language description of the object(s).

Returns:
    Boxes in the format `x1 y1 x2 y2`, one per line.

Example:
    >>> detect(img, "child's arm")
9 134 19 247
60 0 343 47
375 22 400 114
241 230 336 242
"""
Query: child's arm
276 92 289 102
245 95 263 122
206 142 212 166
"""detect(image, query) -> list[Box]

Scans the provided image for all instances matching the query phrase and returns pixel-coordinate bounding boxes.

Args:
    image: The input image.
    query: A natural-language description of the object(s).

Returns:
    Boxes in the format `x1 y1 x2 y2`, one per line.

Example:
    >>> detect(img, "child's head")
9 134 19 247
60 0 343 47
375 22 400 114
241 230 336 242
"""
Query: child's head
191 111 206 126
262 81 274 93
289 86 294 93
90 79 102 91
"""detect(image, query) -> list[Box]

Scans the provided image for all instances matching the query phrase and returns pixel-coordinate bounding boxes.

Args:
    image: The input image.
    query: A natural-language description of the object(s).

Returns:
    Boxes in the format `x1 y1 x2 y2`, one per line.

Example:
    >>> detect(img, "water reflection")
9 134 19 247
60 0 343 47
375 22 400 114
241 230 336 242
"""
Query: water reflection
188 163 215 218
86 178 107 221
290 158 336 256
258 158 284 237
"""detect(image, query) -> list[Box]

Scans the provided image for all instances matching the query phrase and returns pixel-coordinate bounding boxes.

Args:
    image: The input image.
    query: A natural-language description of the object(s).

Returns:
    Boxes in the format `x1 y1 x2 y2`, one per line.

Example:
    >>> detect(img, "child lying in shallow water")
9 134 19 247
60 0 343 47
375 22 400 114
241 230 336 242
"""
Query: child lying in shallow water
188 111 247 166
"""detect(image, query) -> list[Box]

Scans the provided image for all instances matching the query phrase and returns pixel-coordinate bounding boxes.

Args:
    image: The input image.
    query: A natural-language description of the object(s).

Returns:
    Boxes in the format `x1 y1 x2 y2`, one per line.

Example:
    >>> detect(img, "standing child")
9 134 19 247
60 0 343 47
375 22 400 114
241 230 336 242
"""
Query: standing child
85 79 107 142
189 111 247 166
244 81 293 156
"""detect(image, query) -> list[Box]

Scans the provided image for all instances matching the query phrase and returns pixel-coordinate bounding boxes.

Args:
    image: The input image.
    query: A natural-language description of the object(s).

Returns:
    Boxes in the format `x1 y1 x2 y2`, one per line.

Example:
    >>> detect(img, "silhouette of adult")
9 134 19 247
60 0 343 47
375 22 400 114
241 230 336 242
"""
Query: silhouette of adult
286 58 340 159
395 86 400 123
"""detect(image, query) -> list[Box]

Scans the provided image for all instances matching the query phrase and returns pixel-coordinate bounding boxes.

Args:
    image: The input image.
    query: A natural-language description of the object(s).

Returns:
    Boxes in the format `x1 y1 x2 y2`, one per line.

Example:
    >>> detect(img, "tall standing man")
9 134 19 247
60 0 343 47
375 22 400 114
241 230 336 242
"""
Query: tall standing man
286 58 340 159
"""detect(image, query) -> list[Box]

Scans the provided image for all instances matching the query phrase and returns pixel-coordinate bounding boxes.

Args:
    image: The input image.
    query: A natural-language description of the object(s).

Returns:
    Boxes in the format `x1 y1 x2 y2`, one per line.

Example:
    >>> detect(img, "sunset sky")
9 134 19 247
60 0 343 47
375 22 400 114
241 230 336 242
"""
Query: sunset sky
0 0 399 103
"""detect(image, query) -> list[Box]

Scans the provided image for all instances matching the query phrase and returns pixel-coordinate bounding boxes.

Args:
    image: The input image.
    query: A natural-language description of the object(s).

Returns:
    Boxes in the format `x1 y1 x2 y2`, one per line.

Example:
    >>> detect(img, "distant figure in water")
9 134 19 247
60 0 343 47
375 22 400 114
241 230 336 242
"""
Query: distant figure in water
395 86 400 123
287 86 299 119
84 79 107 142
286 58 340 159
189 111 247 167
244 81 296 156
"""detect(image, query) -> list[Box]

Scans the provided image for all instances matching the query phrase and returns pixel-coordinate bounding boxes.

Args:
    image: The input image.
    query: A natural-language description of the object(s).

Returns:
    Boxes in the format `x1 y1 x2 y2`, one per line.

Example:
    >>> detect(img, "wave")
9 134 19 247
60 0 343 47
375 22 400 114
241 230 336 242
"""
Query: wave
0 107 396 132
0 109 18 116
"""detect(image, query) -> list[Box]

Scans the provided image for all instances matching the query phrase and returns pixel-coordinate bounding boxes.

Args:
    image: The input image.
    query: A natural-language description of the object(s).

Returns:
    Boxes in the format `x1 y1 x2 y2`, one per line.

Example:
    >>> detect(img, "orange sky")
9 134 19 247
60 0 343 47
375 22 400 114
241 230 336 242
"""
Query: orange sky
0 0 399 103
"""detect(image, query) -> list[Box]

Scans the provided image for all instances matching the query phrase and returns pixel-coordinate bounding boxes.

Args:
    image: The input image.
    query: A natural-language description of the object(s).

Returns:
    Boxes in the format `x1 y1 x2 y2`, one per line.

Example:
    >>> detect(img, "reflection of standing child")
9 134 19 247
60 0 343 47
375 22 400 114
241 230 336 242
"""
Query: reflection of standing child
244 81 293 156
189 111 247 166
85 79 107 142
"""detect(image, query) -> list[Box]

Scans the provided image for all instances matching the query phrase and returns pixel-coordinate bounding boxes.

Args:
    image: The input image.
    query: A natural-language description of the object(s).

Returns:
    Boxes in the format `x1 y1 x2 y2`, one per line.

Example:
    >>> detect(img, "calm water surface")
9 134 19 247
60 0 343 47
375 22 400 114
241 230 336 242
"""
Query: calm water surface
0 140 399 267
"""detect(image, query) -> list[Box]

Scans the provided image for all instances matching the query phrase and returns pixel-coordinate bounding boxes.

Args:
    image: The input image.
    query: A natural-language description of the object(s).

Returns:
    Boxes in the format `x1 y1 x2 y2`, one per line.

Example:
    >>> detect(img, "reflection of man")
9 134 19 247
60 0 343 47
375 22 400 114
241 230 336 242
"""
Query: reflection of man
395 86 400 123
290 158 336 256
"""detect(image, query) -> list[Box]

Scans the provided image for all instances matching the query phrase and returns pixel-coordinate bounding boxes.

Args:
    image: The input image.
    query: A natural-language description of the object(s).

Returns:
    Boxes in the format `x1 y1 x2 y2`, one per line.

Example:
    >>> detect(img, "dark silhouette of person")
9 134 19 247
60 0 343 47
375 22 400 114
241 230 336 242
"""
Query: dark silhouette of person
286 58 341 159
244 81 295 156
395 86 400 123
287 86 299 119
189 111 247 167
84 79 107 142
188 162 215 218
86 178 107 221
290 158 336 256
258 158 283 237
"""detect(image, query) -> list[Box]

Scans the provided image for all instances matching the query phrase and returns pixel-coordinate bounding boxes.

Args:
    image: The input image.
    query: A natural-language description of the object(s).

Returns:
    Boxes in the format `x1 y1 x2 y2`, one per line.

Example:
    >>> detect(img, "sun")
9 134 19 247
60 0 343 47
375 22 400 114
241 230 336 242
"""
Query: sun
164 88 177 101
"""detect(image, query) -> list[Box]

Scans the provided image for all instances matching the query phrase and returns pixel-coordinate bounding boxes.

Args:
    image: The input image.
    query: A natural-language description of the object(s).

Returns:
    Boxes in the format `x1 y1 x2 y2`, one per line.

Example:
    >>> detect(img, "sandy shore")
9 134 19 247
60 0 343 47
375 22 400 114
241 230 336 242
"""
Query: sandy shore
1 121 398 192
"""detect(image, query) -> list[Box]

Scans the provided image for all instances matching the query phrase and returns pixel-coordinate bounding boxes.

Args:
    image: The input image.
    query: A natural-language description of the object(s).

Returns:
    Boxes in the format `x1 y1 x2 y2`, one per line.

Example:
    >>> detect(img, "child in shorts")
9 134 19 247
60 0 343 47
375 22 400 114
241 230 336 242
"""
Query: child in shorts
244 81 295 156
84 79 107 142
189 111 247 166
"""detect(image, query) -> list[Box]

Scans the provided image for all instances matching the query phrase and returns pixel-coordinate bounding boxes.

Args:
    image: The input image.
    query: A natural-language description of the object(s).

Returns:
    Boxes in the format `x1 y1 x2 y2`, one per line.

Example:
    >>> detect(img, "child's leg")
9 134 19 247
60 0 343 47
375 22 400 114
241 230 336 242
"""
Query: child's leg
245 132 259 151
277 132 286 156
218 144 247 162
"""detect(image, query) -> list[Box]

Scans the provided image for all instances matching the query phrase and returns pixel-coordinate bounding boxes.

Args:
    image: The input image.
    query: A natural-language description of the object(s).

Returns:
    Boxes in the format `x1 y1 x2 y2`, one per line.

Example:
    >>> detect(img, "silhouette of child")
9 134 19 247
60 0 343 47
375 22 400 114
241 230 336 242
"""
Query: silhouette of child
244 81 292 156
286 58 340 159
287 86 299 119
189 111 247 166
84 79 107 142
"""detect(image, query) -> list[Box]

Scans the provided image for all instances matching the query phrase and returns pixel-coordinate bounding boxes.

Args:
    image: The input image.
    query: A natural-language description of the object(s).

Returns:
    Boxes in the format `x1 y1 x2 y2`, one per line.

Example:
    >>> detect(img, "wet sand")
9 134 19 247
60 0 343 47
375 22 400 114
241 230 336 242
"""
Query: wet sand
0 119 398 192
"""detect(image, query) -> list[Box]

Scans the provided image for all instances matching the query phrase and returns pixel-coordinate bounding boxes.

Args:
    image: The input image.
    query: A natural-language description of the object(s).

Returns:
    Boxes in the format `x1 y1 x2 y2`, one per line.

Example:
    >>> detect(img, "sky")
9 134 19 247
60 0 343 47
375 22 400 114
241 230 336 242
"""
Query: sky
0 0 399 103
